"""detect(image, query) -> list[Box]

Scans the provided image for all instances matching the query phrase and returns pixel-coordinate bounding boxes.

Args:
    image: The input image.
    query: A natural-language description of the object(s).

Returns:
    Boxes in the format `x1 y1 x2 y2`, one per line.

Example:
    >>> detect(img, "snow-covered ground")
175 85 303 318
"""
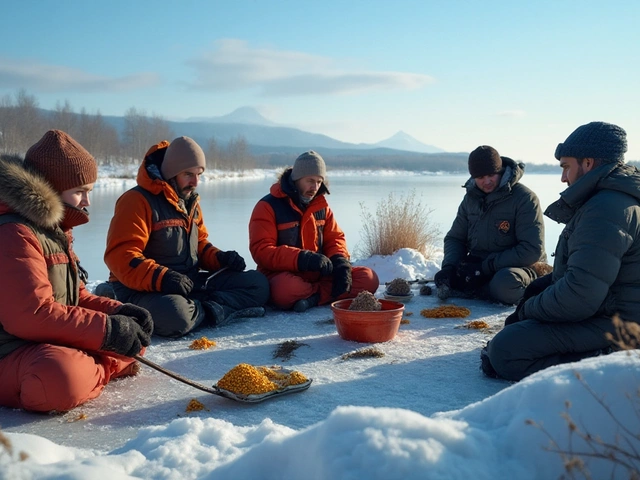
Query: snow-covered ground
2 248 638 480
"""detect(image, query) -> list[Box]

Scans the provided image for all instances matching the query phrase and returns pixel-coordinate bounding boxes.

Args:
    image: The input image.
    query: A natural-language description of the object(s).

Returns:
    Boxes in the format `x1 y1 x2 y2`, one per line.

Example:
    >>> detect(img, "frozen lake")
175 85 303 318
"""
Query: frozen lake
76 171 567 283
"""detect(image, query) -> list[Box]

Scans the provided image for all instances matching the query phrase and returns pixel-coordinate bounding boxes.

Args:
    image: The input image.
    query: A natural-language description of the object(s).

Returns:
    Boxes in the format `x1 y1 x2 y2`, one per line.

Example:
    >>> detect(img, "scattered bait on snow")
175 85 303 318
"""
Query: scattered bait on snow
341 346 385 360
273 340 309 361
185 398 208 412
459 320 489 329
189 336 217 350
421 305 471 318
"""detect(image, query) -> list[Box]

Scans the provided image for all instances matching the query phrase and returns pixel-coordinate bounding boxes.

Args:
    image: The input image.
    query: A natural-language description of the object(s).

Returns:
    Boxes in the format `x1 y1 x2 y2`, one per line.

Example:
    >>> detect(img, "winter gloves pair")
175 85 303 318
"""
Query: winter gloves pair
434 255 489 290
159 250 247 296
102 303 153 357
504 273 553 326
297 250 352 299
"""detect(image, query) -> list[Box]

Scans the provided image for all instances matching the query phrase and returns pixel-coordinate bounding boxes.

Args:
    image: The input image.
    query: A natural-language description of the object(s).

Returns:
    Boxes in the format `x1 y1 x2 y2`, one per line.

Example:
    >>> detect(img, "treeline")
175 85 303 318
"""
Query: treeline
0 89 257 171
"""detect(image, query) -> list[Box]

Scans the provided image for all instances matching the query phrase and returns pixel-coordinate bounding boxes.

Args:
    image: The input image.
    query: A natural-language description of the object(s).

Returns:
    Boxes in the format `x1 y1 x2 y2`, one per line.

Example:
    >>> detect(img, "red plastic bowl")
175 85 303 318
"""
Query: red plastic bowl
331 298 405 343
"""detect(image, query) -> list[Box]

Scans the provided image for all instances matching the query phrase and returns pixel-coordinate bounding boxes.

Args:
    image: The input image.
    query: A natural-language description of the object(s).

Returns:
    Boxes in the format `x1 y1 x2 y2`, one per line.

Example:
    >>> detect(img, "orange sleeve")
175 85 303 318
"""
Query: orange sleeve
104 189 168 291
0 224 108 352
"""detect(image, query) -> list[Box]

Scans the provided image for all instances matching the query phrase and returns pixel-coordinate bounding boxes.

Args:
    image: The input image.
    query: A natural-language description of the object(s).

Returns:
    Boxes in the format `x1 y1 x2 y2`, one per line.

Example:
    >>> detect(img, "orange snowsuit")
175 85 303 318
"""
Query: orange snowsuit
249 168 379 309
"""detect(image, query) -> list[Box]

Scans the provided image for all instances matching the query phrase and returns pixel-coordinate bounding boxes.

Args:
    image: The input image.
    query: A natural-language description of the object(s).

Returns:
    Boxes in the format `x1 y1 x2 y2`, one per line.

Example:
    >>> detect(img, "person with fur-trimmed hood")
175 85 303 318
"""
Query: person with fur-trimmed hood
483 122 640 381
0 130 152 413
434 146 548 305
100 136 269 337
249 150 379 312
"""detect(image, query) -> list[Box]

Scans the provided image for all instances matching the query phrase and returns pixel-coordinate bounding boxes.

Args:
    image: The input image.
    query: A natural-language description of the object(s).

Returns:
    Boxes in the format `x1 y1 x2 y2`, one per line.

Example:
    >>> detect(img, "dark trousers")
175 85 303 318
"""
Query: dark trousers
113 269 269 338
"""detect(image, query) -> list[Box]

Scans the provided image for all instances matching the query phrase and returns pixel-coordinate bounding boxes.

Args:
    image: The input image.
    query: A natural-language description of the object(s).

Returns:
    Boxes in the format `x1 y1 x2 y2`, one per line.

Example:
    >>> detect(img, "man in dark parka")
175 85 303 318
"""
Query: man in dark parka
484 121 640 381
434 146 547 305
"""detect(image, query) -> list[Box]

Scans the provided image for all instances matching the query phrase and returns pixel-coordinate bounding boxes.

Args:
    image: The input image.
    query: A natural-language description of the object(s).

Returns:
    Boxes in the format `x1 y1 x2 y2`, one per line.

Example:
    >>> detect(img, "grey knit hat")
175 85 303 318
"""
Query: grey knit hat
555 121 627 163
291 151 326 181
161 136 206 180
468 145 503 178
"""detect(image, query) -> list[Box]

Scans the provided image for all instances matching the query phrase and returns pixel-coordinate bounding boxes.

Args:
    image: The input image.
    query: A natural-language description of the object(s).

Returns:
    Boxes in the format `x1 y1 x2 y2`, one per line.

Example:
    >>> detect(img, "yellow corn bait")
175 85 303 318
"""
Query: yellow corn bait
217 364 309 395
421 305 471 318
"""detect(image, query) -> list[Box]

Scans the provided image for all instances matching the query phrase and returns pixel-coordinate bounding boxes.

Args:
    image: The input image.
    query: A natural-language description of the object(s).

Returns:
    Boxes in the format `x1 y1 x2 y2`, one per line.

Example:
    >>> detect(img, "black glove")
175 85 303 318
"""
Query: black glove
112 303 153 337
216 250 246 272
457 255 487 288
523 273 553 300
504 308 523 326
297 250 333 276
102 315 151 357
434 266 456 287
330 255 352 298
160 270 194 296
505 273 553 327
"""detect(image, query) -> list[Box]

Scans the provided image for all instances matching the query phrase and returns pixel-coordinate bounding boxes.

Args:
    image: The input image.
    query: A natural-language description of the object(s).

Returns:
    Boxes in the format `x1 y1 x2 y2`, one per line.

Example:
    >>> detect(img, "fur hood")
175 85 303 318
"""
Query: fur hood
0 155 64 229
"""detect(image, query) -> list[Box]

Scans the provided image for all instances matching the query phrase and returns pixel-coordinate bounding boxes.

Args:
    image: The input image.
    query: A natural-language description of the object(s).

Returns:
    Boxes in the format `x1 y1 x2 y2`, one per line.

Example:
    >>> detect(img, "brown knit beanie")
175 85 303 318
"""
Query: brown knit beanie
161 136 206 180
468 146 503 178
24 130 98 193
291 151 327 181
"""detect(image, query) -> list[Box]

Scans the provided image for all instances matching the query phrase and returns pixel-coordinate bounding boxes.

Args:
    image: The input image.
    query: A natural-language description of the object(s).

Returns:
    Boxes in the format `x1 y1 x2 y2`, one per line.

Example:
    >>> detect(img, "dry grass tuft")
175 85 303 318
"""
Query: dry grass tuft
527 316 640 479
355 189 440 259
273 340 310 361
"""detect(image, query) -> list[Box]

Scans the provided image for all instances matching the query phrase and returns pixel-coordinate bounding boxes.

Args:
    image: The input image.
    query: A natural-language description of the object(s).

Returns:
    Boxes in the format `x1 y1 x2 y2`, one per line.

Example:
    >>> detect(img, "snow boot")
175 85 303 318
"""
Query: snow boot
203 301 266 327
293 293 320 313
480 344 500 379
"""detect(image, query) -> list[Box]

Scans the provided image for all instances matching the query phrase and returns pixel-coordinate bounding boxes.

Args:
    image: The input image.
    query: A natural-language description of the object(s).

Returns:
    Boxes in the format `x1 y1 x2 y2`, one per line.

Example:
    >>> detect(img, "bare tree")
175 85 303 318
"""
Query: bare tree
0 89 45 155
51 100 77 136
205 137 222 169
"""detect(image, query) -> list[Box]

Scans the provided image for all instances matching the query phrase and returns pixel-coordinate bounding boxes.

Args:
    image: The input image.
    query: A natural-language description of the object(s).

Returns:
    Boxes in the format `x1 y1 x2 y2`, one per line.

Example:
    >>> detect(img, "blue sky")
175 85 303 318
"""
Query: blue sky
1 0 638 163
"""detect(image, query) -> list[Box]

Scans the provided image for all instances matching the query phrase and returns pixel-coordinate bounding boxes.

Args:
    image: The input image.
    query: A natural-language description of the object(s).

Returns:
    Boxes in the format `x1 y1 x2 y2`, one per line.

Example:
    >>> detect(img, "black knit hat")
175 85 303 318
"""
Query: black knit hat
468 146 503 178
555 121 627 163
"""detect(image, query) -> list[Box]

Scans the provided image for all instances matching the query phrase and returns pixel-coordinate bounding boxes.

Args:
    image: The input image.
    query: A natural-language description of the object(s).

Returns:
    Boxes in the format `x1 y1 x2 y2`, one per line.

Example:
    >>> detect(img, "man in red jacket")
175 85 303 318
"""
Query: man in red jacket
249 151 379 312
0 130 152 413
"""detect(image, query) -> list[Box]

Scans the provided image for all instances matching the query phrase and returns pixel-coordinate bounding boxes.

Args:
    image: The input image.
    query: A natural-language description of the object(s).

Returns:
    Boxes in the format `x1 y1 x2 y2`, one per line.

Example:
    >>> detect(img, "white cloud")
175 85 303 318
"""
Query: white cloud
186 39 434 96
0 57 160 92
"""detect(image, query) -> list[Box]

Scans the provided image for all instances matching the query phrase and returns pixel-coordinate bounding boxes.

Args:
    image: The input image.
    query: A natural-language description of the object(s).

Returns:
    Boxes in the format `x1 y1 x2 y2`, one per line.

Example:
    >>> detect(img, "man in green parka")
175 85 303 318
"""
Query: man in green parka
484 121 640 381
434 146 547 305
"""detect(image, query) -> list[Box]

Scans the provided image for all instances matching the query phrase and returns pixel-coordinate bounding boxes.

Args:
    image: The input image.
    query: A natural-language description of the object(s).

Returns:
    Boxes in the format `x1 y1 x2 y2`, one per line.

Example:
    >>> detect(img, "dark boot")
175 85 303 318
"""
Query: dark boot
480 344 500 379
293 293 320 313
203 301 266 327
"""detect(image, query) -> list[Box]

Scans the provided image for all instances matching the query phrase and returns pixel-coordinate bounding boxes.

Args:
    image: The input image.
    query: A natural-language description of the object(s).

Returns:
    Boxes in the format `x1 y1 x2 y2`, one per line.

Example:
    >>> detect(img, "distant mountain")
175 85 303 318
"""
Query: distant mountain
185 107 276 127
371 131 445 154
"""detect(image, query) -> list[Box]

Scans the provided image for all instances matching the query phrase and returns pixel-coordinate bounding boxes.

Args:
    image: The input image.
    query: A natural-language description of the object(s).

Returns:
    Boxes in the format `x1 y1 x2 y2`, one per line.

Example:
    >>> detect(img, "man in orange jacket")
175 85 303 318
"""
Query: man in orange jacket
0 130 151 413
100 136 269 337
249 151 379 312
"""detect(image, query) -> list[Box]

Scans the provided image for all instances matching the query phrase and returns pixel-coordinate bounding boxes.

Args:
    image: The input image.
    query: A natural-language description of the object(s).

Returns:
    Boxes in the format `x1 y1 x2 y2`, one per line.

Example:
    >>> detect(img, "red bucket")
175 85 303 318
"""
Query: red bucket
331 298 404 343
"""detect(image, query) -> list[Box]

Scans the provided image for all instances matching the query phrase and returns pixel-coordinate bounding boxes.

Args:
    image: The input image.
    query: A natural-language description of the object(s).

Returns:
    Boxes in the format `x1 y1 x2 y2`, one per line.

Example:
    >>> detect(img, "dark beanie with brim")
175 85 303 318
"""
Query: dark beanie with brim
555 121 627 163
468 145 503 178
